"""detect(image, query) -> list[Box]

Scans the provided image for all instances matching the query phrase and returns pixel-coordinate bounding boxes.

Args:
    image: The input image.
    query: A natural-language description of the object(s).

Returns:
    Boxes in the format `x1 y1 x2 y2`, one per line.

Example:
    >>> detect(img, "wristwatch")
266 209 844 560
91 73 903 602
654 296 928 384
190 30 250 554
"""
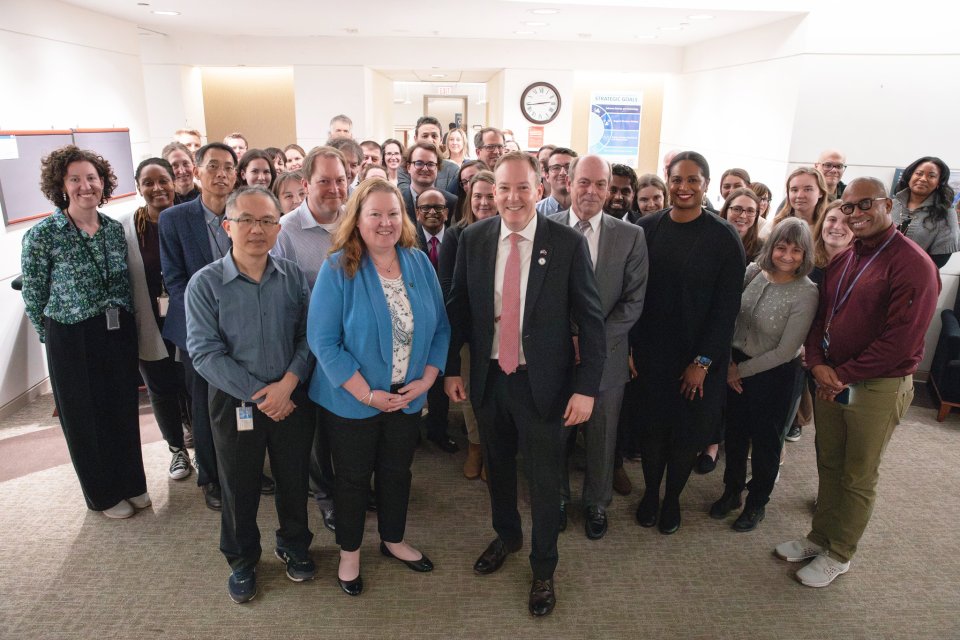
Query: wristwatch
693 355 712 371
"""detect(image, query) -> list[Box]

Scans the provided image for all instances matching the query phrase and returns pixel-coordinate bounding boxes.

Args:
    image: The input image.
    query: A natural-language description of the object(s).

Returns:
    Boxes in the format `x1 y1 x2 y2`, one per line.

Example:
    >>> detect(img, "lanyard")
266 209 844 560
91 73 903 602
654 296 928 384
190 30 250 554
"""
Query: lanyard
65 211 110 295
826 230 896 333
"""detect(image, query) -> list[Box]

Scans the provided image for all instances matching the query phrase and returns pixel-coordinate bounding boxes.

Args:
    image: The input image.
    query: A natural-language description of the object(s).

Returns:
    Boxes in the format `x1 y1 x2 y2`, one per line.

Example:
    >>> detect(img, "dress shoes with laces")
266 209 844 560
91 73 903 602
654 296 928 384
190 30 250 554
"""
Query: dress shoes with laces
584 506 607 540
473 537 521 575
529 579 556 617
732 505 765 532
203 483 222 511
380 541 434 572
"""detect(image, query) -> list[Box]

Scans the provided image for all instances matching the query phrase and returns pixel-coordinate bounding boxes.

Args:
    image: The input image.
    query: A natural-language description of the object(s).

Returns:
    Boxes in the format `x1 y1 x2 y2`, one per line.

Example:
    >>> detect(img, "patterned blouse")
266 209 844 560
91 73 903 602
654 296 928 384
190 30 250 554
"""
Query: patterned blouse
21 209 133 342
378 272 413 385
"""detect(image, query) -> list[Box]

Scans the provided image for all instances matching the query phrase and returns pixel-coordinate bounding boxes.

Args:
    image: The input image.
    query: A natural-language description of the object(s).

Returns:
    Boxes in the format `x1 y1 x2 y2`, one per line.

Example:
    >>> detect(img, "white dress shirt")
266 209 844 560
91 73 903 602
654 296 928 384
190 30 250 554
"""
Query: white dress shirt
567 208 601 268
491 214 537 364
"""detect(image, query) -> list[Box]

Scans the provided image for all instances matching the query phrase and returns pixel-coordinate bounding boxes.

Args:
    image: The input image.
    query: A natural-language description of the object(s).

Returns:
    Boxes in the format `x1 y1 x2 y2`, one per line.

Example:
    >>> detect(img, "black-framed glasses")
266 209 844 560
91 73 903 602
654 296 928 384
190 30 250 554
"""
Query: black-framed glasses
227 216 280 229
548 163 571 174
818 162 847 172
411 160 438 170
417 204 447 214
479 144 505 152
728 205 757 218
839 197 887 215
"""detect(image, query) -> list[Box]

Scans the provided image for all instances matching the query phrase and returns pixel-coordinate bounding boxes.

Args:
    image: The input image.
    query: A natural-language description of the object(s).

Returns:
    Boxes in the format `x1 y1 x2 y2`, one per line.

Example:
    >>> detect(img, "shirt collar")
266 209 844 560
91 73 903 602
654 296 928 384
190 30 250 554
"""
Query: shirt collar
200 198 223 226
221 251 282 284
499 212 538 243
424 225 445 243
299 199 342 231
567 208 602 232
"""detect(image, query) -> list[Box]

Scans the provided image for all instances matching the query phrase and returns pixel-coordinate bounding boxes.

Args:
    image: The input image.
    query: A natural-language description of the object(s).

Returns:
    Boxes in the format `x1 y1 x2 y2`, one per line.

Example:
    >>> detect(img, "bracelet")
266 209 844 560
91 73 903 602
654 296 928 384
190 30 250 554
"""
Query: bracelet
364 390 375 406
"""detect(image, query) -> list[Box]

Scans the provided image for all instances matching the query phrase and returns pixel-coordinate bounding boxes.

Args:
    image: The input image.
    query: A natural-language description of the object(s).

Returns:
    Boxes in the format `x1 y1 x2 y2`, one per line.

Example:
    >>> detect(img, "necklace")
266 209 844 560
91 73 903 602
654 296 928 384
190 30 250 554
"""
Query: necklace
371 252 398 274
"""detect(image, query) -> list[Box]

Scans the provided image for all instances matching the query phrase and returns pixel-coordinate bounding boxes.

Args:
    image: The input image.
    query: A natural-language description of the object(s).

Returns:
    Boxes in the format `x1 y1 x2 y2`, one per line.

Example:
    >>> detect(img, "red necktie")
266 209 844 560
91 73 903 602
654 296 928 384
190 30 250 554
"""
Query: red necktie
499 233 521 375
428 236 439 268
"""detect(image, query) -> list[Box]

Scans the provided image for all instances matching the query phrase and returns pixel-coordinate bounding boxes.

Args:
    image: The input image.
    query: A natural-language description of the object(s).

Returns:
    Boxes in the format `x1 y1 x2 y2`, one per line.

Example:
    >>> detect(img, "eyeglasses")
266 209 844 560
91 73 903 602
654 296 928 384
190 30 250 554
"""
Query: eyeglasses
227 216 280 229
417 204 447 214
202 162 236 174
479 144 505 152
817 162 847 173
411 160 438 170
839 197 887 215
548 164 571 174
728 205 757 218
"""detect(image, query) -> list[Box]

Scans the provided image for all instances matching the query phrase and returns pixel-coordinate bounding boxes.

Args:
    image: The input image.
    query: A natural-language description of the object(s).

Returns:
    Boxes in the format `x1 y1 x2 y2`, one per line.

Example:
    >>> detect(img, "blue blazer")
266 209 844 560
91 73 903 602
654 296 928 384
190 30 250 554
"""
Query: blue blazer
159 197 224 351
308 246 450 419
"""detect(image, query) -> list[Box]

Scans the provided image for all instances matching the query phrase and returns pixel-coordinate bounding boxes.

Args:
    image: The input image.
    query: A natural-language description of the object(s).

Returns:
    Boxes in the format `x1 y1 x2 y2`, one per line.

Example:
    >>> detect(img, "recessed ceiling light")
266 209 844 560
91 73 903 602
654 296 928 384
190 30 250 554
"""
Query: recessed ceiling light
430 73 446 78
151 10 179 15
524 21 548 27
530 8 559 15
514 30 536 35
658 25 682 31
688 14 714 20
137 2 149 6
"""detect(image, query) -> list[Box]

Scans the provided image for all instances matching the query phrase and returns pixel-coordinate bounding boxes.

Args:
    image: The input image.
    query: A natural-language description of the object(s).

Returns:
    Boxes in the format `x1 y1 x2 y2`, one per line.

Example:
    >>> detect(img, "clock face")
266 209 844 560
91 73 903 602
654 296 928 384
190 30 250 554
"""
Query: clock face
521 82 561 124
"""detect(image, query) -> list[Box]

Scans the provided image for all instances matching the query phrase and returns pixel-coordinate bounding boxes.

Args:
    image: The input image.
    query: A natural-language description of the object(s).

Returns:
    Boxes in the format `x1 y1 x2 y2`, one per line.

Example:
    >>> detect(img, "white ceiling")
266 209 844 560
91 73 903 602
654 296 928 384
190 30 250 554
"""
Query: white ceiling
63 0 807 46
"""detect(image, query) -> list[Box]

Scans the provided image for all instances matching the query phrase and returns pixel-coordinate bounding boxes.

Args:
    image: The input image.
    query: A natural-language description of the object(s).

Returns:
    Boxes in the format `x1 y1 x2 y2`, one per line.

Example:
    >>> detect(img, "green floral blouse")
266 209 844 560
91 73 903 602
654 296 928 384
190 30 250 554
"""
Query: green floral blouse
20 209 133 342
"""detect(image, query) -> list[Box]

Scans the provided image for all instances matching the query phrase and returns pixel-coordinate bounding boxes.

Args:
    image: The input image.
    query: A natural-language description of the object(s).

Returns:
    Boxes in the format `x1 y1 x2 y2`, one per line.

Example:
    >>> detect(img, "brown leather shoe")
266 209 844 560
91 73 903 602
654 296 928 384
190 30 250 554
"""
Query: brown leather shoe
480 461 487 483
613 466 632 496
529 578 556 616
464 443 483 479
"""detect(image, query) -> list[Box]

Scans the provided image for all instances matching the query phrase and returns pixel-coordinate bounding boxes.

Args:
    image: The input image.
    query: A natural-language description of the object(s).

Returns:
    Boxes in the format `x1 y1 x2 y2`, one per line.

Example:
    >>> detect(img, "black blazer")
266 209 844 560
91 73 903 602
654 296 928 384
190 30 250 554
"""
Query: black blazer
437 224 464 299
402 186 459 227
446 214 606 419
415 223 446 274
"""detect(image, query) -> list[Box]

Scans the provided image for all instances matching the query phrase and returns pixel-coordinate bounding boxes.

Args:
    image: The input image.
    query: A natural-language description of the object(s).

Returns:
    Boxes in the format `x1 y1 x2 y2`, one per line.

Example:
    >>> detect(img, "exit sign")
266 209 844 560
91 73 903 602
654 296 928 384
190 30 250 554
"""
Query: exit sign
437 86 453 95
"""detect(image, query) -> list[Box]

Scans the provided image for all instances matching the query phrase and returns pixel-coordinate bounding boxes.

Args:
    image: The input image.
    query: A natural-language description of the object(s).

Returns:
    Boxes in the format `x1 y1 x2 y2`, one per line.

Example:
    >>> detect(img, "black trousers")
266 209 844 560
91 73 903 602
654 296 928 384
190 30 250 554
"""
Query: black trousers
45 311 146 511
475 367 563 581
139 336 186 450
637 383 702 503
209 387 313 572
324 404 420 552
724 352 804 509
615 374 643 467
181 350 218 487
308 403 336 508
423 375 450 440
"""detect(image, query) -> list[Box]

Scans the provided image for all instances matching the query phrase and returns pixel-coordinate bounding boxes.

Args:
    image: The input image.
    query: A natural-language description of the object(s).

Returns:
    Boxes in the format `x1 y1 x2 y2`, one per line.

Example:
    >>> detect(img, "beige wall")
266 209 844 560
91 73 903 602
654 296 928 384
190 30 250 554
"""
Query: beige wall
201 67 297 150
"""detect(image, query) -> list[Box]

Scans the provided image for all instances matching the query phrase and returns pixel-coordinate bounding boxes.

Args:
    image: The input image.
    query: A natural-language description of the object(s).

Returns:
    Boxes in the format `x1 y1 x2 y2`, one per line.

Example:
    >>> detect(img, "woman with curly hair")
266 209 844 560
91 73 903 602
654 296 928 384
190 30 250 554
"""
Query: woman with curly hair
891 156 958 268
21 146 148 519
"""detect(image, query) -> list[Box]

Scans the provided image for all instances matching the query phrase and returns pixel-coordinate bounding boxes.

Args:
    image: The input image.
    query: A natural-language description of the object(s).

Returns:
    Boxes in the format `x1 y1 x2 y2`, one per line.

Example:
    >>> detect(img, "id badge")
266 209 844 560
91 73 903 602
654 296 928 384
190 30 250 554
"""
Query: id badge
236 403 254 431
106 307 120 331
158 295 169 318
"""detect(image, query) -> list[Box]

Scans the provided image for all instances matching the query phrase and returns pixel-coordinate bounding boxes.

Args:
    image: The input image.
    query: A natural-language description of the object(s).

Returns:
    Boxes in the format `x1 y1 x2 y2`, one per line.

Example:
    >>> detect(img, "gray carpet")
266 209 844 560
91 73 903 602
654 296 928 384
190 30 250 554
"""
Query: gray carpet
0 390 958 639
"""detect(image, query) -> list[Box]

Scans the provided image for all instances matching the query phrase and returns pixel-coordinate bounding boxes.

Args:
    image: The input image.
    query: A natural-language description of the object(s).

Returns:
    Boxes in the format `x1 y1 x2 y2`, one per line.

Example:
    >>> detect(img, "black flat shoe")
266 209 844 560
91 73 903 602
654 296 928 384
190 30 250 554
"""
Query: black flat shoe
732 506 765 532
337 574 363 596
529 579 556 617
473 537 520 575
709 487 743 520
380 541 434 572
695 452 717 474
658 498 681 535
636 492 659 528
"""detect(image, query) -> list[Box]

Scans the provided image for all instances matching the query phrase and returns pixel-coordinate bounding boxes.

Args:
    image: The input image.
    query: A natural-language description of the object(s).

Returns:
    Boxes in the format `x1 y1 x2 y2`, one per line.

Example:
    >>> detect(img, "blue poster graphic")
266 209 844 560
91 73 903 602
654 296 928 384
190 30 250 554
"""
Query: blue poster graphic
588 92 642 168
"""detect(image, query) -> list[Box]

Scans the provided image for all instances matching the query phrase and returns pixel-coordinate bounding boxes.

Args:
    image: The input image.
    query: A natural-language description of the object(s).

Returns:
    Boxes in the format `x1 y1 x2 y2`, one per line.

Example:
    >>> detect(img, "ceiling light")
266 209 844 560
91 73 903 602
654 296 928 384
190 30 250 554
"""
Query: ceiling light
688 14 714 20
514 30 536 35
151 10 179 15
430 73 446 78
530 8 559 15
524 21 548 27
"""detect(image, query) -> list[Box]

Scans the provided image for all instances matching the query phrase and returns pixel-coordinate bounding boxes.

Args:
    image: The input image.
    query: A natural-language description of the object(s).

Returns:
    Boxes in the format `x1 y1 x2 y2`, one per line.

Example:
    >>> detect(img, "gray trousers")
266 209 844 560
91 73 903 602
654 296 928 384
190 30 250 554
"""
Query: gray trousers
561 385 625 509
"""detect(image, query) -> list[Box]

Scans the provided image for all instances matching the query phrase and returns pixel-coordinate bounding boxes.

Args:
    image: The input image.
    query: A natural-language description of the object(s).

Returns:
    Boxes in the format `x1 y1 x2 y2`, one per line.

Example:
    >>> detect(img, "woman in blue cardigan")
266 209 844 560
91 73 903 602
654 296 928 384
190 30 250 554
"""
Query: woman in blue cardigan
308 178 450 596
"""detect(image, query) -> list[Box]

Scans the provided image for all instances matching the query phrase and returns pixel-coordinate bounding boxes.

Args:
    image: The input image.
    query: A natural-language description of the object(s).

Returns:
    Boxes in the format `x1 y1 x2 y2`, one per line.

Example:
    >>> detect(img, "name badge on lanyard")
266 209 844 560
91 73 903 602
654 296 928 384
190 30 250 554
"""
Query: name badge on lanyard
236 402 254 431
106 307 120 331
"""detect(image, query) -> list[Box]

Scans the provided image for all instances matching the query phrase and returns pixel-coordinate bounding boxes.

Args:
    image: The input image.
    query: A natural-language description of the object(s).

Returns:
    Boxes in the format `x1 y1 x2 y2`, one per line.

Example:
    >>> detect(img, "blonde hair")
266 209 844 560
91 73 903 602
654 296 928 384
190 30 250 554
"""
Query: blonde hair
772 167 829 229
330 178 417 278
812 199 847 268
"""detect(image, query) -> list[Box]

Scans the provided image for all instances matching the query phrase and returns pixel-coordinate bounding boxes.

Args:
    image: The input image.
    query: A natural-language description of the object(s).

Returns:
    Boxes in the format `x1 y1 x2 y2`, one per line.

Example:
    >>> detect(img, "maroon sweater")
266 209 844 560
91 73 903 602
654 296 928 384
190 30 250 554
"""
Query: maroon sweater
806 224 941 384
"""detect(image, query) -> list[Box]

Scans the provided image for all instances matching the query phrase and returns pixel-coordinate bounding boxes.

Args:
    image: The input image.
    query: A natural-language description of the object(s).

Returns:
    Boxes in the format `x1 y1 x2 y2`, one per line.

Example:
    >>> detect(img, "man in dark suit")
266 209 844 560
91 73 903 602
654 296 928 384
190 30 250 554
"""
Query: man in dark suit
400 142 457 225
445 152 605 617
549 155 648 540
413 188 456 453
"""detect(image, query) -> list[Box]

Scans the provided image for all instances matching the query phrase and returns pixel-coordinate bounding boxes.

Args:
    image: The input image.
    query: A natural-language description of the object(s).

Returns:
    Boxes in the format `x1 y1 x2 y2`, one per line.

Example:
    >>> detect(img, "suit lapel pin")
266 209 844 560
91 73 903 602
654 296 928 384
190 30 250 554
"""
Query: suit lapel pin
538 249 547 266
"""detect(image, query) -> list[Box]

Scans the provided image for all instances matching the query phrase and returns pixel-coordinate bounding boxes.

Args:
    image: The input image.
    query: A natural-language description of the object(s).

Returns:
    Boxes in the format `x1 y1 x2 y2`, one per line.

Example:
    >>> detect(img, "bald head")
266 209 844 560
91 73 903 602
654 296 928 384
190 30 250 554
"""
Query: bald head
815 149 847 193
846 176 886 198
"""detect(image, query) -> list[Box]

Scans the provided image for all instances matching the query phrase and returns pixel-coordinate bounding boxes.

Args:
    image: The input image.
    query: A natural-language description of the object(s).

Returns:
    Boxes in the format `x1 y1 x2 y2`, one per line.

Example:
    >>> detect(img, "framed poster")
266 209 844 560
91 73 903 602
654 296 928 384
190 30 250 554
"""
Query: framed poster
588 92 642 168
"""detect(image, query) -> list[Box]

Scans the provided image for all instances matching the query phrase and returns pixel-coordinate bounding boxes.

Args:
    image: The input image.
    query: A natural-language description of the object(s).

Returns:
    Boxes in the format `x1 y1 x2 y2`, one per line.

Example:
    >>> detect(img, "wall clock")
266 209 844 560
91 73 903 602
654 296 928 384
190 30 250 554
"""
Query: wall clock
520 82 561 125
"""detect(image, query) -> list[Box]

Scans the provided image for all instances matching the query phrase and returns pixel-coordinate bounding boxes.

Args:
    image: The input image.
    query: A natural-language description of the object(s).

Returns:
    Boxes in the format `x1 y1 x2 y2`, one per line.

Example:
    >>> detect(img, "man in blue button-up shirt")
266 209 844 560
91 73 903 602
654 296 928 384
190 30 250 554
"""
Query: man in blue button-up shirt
185 186 315 604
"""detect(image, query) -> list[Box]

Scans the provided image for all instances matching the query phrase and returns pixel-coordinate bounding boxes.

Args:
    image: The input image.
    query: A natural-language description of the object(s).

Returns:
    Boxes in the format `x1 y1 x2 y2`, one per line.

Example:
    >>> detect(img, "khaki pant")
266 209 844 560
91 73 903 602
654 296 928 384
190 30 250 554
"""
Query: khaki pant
808 376 913 563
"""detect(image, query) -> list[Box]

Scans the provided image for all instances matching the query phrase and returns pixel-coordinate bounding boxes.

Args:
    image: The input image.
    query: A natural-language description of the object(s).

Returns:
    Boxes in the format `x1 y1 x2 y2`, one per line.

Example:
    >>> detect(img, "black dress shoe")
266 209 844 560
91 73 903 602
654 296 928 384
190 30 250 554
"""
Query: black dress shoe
584 506 607 540
260 473 276 495
709 487 743 520
319 504 336 532
473 537 520 575
695 452 717 474
529 579 556 617
337 574 363 596
732 505 765 532
427 433 460 453
658 497 681 535
379 541 434 572
636 492 659 528
203 483 222 511
559 502 567 532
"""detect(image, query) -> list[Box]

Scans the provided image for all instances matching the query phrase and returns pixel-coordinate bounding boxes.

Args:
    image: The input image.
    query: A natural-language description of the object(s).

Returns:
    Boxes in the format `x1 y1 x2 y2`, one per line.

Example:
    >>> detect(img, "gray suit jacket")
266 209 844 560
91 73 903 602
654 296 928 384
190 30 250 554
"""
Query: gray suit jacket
551 209 648 391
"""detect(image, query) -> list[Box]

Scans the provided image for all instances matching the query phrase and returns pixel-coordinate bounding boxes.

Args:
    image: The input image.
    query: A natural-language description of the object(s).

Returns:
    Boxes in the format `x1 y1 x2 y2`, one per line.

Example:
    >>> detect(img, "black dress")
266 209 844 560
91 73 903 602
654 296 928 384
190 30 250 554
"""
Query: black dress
632 210 745 502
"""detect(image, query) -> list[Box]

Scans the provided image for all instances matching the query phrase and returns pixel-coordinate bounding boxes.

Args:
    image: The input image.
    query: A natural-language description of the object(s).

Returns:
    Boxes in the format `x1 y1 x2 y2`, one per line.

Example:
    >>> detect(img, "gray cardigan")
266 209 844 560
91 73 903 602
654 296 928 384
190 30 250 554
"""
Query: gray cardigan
116 210 168 361
731 263 818 379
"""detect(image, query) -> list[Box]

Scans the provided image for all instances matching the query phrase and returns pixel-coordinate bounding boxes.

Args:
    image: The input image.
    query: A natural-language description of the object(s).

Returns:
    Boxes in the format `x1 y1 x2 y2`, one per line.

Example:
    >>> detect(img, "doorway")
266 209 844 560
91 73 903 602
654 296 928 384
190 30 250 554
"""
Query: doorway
423 96 469 134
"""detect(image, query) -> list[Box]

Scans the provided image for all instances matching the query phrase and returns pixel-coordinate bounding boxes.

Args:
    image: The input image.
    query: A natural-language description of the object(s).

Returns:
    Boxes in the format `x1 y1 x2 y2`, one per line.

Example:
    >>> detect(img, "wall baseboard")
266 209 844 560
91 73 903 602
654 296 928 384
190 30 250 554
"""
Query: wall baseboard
0 378 52 423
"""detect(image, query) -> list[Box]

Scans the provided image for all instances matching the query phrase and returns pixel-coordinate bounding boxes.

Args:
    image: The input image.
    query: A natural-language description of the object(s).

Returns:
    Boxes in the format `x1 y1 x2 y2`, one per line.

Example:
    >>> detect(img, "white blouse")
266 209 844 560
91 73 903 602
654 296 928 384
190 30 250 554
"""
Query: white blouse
379 273 414 384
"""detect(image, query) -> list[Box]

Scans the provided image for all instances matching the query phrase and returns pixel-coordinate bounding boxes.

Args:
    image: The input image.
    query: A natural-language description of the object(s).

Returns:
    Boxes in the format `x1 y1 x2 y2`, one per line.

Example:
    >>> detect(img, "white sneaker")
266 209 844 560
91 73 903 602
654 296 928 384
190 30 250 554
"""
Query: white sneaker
128 492 152 509
103 500 135 519
796 554 850 587
169 447 192 480
774 537 826 562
